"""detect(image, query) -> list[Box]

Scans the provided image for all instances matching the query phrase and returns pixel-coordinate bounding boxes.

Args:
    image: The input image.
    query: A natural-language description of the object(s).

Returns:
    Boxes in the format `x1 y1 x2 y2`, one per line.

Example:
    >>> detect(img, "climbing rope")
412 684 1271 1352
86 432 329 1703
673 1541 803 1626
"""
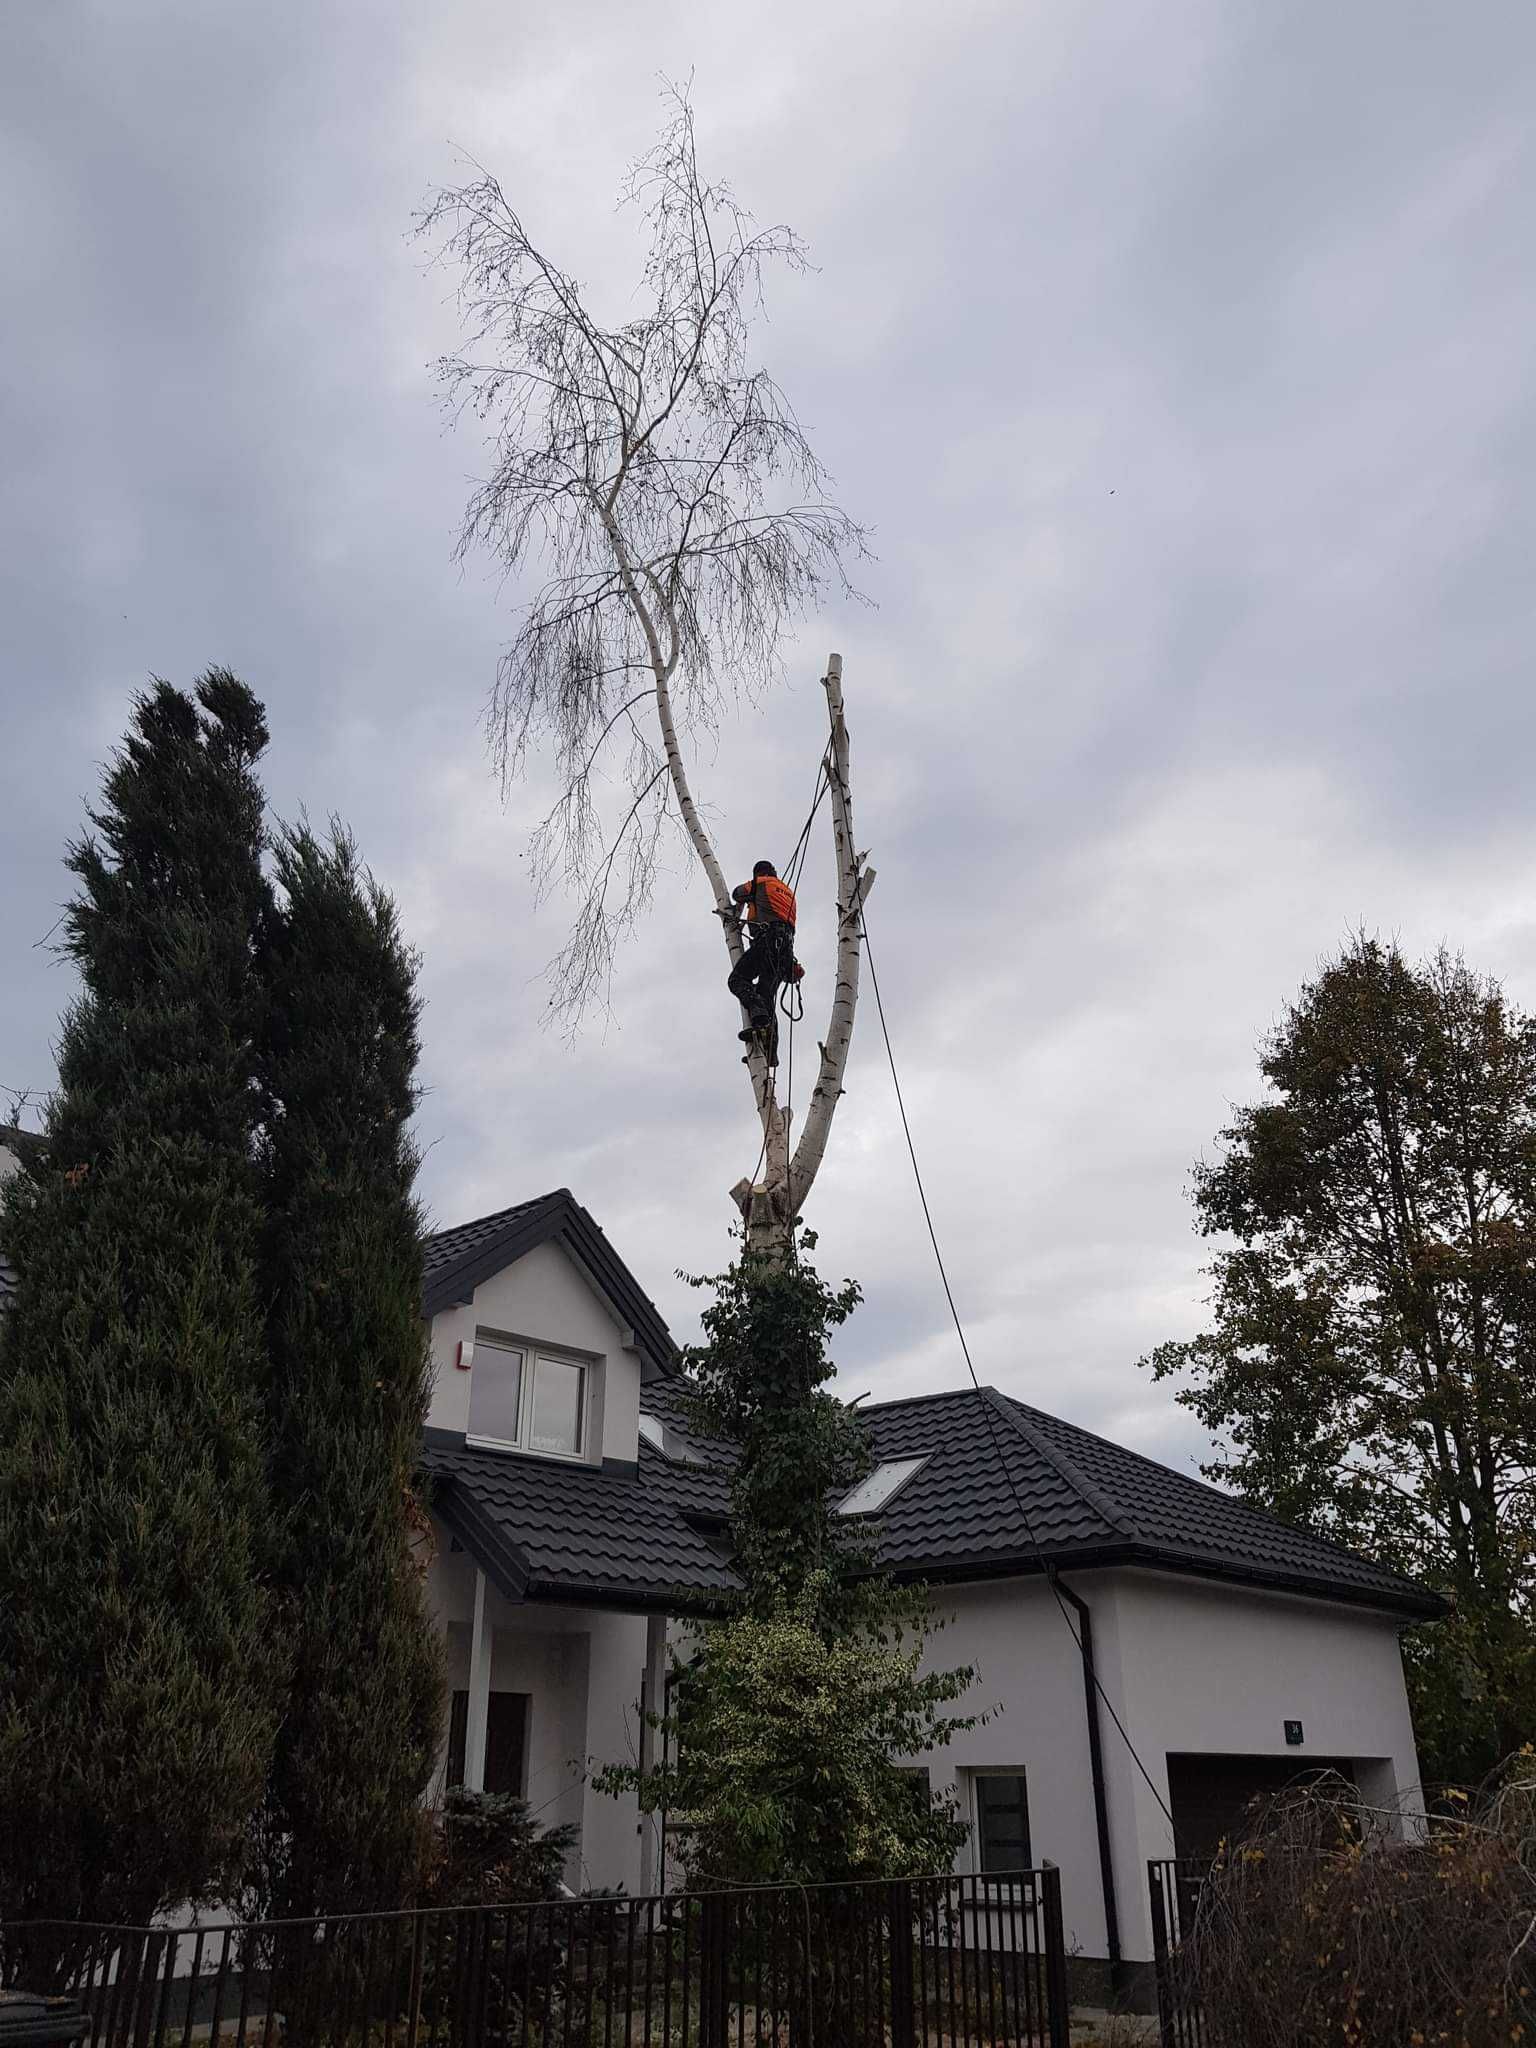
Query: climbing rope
734 742 830 1208
856 902 1177 1832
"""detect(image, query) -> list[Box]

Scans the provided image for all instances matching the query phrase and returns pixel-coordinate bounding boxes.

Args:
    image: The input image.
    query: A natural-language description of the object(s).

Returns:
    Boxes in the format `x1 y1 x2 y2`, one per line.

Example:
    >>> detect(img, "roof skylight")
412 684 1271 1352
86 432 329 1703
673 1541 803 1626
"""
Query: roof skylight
638 1411 707 1465
836 1456 928 1517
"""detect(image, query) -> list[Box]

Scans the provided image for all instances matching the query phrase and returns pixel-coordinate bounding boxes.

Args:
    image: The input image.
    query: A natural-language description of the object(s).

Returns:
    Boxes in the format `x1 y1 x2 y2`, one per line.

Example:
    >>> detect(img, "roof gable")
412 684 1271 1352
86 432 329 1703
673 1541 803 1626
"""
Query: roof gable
422 1190 677 1377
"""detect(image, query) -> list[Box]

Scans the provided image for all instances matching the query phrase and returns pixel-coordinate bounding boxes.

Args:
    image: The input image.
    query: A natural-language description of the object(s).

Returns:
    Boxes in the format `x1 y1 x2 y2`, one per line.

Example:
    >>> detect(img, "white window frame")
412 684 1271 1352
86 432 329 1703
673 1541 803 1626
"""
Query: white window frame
835 1455 928 1517
467 1330 591 1462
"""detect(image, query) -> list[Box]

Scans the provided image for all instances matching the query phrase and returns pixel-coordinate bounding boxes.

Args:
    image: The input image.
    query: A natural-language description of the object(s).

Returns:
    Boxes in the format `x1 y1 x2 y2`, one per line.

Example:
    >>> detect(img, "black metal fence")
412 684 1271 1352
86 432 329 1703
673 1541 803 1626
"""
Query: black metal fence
1146 1860 1207 2048
3 1868 1070 2048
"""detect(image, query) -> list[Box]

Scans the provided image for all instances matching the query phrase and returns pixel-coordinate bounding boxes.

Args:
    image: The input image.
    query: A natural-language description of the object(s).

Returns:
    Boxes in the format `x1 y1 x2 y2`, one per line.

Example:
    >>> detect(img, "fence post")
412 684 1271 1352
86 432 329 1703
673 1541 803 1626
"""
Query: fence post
886 1882 915 2048
1040 1866 1071 2048
1148 1863 1176 2048
697 1892 729 2048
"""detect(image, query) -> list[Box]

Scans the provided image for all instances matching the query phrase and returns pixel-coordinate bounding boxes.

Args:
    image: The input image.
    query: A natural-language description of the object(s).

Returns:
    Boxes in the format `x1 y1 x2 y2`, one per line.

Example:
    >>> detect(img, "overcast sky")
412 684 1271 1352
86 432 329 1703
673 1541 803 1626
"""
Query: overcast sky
4 0 1535 1474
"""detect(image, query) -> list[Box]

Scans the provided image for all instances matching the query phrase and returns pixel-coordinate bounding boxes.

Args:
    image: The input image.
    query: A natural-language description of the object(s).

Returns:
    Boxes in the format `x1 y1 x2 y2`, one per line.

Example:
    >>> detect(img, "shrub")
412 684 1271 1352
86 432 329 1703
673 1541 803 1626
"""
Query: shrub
1181 1761 1536 2047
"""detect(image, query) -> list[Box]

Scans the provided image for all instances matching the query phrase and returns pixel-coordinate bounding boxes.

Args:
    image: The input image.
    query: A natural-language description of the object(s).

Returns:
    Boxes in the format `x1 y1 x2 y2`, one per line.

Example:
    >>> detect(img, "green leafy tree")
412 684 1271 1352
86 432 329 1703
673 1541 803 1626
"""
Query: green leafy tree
1144 936 1536 1784
603 1240 977 1887
253 825 445 1920
0 674 281 1924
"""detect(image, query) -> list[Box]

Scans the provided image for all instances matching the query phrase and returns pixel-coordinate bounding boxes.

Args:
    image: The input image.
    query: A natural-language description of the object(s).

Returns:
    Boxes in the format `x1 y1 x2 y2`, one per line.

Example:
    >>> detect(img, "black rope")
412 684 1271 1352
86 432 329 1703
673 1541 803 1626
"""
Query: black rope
781 745 832 894
857 905 1177 1832
735 743 827 1208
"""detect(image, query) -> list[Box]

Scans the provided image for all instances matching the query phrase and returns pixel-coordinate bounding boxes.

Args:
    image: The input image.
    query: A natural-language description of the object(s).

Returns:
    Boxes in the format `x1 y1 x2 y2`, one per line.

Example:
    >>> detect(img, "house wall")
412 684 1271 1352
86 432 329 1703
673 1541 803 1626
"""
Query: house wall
426 1238 643 1466
1098 1568 1423 1961
903 1575 1111 1962
903 1566 1423 1967
426 1525 650 1893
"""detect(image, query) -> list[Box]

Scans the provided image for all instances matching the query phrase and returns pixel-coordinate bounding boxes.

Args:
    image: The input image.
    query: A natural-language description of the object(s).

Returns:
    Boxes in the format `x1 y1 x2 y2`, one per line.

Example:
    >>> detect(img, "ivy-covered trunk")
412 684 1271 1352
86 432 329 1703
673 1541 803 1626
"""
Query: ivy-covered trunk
598 1239 978 1920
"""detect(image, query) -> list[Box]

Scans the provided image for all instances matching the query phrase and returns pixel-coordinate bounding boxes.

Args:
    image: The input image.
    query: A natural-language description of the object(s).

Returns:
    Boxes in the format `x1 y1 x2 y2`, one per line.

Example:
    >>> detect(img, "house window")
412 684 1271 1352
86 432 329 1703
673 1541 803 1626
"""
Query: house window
467 1337 525 1446
974 1773 1031 1873
529 1354 585 1456
639 1411 706 1464
836 1457 927 1516
898 1766 932 1814
446 1690 529 1797
467 1334 588 1459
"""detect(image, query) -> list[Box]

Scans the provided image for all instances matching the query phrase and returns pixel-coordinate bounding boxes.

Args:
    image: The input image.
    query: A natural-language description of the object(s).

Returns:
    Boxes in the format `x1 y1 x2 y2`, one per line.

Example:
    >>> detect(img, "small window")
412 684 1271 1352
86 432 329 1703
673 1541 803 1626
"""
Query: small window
898 1766 932 1814
466 1335 587 1459
467 1337 525 1448
639 1412 706 1464
529 1355 586 1456
837 1456 927 1516
975 1773 1031 1874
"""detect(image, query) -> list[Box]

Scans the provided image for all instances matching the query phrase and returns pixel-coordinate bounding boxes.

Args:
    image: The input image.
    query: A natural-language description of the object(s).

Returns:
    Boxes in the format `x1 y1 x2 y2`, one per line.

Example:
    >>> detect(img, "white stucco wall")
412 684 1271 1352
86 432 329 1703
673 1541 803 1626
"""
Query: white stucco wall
904 1576 1112 1961
427 1527 650 1892
1100 1569 1422 1958
427 1237 643 1465
902 1566 1424 1965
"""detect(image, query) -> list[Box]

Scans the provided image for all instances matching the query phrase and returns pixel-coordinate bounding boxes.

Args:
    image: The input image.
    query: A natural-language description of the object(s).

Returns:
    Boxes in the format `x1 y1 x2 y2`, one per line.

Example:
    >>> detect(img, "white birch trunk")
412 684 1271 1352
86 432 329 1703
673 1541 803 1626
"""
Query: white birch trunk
785 655 872 1215
605 510 793 1235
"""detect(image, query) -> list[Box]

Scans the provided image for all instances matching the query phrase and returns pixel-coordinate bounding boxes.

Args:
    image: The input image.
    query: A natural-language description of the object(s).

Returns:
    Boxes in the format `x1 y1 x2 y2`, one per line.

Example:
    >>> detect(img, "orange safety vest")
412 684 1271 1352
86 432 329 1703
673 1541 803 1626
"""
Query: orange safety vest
740 875 796 927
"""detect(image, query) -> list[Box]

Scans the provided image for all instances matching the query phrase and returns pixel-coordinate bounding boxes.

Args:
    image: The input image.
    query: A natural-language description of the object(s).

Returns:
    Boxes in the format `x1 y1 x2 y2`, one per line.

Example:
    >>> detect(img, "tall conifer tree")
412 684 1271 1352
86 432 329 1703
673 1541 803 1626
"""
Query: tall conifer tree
0 673 280 1924
254 824 443 1918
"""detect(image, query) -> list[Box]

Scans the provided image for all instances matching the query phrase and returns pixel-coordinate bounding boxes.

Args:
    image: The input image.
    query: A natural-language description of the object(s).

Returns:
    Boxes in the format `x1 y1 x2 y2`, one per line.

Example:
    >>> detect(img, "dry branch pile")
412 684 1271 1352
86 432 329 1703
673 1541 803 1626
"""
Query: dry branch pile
1180 1764 1536 2047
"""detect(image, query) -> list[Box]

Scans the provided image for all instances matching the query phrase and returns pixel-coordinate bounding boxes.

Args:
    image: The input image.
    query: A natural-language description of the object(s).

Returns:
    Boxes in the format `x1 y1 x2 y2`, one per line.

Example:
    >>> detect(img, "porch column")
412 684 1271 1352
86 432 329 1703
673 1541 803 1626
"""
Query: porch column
639 1612 668 1892
464 1567 493 1793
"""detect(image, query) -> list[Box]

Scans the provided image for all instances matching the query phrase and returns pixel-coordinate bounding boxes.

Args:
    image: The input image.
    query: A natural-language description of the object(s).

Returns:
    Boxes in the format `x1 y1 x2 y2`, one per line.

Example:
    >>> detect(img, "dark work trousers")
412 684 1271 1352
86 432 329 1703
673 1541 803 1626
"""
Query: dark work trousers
727 923 795 1038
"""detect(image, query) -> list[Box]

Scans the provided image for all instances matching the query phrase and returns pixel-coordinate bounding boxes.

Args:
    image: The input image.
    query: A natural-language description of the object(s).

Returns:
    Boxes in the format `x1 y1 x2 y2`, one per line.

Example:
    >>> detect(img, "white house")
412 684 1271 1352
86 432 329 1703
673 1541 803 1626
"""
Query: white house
418 1188 1439 2003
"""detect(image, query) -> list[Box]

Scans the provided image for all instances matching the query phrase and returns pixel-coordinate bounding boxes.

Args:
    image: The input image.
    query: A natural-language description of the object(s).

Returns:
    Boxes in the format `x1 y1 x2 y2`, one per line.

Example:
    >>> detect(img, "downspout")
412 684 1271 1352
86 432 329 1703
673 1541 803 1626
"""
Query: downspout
1051 1571 1124 1996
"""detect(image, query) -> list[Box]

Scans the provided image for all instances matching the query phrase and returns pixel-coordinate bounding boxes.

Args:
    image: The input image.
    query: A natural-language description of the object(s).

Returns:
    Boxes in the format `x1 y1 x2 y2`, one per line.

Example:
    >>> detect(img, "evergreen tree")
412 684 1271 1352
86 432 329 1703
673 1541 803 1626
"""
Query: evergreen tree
252 824 444 1919
0 673 281 1925
602 1238 977 1888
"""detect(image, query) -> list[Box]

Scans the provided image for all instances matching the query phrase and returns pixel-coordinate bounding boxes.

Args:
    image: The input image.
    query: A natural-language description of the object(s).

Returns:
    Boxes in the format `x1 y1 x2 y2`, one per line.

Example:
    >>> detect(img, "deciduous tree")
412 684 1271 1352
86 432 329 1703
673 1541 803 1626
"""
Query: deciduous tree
1144 936 1536 1782
419 88 873 1252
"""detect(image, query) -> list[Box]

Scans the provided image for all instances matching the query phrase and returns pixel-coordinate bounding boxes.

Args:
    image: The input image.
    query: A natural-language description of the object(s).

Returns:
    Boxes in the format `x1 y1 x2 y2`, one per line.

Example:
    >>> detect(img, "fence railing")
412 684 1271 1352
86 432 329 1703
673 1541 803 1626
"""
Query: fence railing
3 1868 1070 2048
1147 1859 1207 2048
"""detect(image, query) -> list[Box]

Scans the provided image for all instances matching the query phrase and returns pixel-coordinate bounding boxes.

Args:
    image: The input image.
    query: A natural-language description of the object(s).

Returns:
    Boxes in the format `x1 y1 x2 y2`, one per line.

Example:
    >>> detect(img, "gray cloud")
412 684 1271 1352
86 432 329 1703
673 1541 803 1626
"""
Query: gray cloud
5 0 1536 1484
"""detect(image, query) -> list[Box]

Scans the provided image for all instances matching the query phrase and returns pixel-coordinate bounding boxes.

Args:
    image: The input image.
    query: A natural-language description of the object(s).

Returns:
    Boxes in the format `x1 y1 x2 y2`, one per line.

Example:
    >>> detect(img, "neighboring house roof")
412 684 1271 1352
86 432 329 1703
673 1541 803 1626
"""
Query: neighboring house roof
426 1372 1438 1620
423 1191 677 1377
0 1125 44 1314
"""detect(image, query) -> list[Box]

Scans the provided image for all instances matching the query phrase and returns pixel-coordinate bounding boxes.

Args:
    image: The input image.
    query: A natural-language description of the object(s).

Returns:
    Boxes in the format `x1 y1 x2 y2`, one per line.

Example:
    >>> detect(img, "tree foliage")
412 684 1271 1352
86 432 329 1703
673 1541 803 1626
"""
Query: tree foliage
602 1239 977 1887
1145 936 1536 1782
252 824 444 1920
0 674 282 1923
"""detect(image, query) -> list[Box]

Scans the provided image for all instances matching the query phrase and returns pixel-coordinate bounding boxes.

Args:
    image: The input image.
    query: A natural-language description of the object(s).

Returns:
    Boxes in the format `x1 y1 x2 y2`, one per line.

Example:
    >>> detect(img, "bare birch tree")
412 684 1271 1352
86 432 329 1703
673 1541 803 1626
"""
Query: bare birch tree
418 89 874 1249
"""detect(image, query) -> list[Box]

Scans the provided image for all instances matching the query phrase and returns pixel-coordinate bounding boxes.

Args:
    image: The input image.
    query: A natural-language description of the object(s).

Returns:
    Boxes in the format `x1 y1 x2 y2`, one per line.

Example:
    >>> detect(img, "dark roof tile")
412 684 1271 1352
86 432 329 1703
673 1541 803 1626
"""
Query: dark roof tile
423 1434 737 1610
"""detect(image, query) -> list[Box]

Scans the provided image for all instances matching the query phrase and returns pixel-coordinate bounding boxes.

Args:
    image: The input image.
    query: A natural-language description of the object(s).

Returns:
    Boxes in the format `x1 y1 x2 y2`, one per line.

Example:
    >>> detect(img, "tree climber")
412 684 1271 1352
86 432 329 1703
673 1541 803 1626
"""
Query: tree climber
727 860 797 1062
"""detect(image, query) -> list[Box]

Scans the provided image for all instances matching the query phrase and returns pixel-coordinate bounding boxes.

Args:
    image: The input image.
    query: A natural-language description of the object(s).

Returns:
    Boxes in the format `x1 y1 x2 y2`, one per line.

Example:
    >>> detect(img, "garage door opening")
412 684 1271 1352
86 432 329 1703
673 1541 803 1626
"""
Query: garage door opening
1166 1751 1358 1864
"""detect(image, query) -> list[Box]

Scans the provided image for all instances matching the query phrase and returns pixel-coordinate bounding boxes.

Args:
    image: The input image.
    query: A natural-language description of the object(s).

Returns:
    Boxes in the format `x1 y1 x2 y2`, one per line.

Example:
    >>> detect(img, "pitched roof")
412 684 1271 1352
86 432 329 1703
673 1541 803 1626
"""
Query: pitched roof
633 1379 1440 1619
423 1191 676 1377
422 1430 737 1612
